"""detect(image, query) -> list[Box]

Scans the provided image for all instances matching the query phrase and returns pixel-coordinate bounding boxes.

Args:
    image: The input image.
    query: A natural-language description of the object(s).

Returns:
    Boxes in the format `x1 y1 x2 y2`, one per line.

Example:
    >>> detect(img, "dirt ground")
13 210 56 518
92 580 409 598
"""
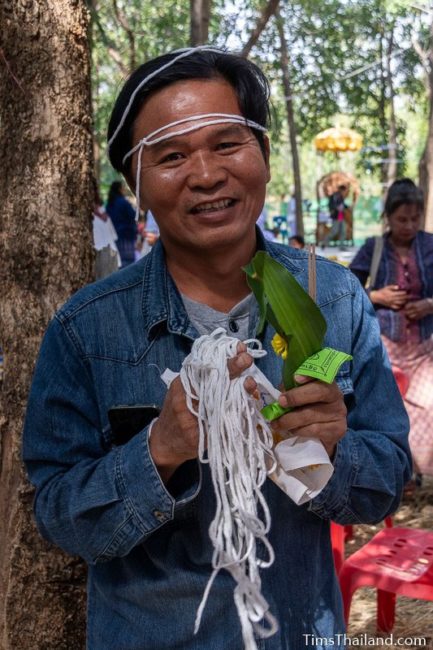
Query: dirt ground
345 476 433 649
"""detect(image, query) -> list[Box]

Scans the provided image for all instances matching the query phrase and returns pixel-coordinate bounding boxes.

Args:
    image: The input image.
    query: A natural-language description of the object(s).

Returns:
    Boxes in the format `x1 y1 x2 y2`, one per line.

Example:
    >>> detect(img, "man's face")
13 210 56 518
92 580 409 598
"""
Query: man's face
129 78 270 255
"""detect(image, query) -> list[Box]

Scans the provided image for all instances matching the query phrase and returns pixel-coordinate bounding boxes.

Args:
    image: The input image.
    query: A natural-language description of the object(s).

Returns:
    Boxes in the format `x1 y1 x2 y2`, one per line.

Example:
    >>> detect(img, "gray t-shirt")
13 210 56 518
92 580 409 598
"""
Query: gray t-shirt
181 293 257 341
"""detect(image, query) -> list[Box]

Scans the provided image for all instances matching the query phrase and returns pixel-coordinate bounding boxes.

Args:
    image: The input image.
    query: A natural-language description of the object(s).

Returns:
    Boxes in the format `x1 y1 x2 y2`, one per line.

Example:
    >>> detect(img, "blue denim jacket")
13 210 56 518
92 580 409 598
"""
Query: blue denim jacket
23 235 411 650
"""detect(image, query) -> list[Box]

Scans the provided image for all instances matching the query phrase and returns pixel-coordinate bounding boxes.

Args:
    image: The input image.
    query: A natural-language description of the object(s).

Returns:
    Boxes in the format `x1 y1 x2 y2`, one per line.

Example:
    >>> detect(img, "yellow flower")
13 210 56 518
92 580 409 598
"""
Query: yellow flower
271 333 289 360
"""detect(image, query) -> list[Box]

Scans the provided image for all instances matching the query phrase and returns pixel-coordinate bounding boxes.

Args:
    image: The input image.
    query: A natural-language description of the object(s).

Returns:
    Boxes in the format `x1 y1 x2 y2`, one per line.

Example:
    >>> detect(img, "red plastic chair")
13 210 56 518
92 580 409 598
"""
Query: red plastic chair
331 517 393 575
339 527 433 632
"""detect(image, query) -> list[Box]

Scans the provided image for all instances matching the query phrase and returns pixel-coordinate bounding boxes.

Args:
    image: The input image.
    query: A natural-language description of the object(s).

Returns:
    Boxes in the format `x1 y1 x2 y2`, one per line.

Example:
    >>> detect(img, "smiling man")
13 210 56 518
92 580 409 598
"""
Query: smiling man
23 48 411 650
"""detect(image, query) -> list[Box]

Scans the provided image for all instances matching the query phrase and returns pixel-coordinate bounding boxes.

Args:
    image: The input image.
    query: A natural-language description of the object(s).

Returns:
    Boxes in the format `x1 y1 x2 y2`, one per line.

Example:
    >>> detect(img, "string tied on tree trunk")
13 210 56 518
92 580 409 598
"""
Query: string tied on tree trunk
179 328 279 649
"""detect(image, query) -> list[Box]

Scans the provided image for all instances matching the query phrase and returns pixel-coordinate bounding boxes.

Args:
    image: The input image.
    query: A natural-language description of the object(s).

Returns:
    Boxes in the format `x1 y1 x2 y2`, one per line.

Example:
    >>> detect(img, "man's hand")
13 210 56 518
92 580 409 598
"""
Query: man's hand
370 285 408 310
149 343 257 483
404 298 433 321
271 376 347 459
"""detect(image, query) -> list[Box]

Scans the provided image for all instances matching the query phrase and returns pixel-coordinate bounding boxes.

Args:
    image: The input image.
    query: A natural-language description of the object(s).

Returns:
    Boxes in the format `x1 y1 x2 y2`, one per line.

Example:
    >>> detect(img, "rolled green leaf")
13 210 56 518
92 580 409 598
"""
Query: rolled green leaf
245 251 327 389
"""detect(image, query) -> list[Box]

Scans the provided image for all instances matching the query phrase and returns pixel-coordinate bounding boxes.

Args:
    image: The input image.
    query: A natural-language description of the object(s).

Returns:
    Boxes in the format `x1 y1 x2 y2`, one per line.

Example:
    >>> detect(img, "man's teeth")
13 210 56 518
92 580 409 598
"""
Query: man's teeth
194 199 233 213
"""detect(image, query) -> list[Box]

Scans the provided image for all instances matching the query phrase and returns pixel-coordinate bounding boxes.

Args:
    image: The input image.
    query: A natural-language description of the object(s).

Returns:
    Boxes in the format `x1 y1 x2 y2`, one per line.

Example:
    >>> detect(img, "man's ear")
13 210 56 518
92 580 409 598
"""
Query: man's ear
264 135 271 183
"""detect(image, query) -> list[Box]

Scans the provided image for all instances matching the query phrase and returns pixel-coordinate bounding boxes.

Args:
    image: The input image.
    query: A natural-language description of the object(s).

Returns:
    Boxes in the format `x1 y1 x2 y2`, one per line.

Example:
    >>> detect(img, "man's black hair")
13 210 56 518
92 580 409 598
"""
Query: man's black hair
107 48 271 176
384 178 424 217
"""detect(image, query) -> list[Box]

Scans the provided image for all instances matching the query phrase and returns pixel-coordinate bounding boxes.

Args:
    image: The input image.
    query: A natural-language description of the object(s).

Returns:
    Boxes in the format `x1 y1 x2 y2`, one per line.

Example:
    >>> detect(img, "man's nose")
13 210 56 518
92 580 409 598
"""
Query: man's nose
186 151 228 190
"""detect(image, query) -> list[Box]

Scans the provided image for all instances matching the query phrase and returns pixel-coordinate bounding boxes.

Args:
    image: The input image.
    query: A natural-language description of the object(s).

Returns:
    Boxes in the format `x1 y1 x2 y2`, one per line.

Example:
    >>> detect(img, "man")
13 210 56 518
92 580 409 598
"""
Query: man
320 184 348 250
23 48 411 649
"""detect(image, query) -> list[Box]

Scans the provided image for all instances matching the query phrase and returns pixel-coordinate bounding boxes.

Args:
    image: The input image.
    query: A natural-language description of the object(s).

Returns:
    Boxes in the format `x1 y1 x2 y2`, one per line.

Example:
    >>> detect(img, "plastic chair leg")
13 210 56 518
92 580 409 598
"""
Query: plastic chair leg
344 525 354 541
377 589 396 633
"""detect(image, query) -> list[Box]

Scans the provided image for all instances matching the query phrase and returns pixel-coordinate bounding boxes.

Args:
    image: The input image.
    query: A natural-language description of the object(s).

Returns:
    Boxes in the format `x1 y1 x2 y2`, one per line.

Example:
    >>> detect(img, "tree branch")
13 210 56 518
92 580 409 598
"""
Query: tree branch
112 0 136 70
240 0 280 58
89 4 129 76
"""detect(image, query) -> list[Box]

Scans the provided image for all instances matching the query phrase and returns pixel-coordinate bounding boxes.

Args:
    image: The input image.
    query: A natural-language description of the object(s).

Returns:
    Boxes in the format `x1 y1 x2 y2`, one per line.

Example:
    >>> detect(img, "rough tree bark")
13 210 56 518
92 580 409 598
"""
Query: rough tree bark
190 0 212 46
275 8 304 238
0 1 94 648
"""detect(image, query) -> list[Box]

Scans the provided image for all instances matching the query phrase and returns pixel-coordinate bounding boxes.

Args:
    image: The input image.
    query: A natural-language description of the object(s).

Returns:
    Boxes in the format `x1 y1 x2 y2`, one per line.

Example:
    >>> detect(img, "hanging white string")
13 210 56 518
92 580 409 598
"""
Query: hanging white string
108 46 224 149
179 328 279 649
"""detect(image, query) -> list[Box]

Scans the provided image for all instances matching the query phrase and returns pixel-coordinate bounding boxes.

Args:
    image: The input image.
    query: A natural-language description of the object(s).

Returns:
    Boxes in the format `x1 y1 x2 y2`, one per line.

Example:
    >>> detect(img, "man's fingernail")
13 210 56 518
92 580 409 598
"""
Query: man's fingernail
278 395 288 407
294 375 309 384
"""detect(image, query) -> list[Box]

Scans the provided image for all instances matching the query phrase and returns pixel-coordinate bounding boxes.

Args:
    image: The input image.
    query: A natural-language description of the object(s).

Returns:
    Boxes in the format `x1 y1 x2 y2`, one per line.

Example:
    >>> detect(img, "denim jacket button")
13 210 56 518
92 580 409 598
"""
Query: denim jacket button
153 509 167 522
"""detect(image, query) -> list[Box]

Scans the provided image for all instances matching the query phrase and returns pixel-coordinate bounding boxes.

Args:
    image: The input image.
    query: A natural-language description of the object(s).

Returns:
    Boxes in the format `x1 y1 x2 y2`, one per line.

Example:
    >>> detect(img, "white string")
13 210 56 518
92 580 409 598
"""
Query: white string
126 112 266 221
179 328 279 649
122 113 267 164
107 46 225 149
108 45 268 221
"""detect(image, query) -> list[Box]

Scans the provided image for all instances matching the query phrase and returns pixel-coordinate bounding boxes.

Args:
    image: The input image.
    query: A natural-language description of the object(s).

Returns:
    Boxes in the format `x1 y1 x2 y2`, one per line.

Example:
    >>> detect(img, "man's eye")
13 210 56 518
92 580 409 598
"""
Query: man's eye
160 152 184 163
217 142 239 151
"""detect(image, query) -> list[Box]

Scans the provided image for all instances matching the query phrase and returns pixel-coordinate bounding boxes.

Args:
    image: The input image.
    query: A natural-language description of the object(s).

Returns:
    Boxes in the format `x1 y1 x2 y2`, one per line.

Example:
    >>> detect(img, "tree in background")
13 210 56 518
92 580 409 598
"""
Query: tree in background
275 6 304 237
190 0 212 46
412 2 433 231
0 1 93 647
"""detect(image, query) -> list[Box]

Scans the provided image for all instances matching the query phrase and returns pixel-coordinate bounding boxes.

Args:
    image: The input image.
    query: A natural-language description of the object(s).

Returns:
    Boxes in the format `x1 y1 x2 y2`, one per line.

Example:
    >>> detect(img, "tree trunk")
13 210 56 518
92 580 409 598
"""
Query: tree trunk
112 0 136 71
275 9 304 238
190 0 212 46
0 1 94 648
241 0 280 59
417 18 433 232
420 65 433 233
378 30 388 192
385 28 398 189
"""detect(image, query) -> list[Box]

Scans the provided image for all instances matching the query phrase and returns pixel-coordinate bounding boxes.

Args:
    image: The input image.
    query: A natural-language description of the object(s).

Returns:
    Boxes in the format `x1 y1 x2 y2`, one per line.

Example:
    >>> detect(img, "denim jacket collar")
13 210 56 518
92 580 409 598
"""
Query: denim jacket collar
141 228 303 340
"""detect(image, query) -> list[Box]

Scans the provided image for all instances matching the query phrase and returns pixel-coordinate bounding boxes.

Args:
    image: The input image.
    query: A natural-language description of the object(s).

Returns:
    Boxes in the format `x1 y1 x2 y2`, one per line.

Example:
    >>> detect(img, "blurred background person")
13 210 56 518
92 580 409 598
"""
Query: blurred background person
350 178 433 488
320 184 348 250
92 188 121 279
289 235 305 249
106 181 137 267
135 209 160 259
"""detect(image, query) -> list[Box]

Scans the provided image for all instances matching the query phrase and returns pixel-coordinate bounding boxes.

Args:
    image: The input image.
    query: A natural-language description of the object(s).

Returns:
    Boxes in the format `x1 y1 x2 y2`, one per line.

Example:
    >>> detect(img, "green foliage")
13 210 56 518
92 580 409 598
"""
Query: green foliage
89 0 432 206
244 251 326 389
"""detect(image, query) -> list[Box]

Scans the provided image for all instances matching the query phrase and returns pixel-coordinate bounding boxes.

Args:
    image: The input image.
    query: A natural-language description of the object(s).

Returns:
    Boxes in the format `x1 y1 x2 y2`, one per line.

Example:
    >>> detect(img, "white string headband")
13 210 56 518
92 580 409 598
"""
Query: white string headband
122 113 267 165
107 46 268 220
108 46 225 149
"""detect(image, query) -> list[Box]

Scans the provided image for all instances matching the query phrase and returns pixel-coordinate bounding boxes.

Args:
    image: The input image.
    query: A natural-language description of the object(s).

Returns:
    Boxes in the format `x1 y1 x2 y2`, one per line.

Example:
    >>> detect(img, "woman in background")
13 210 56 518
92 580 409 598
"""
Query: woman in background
350 178 433 487
106 181 137 267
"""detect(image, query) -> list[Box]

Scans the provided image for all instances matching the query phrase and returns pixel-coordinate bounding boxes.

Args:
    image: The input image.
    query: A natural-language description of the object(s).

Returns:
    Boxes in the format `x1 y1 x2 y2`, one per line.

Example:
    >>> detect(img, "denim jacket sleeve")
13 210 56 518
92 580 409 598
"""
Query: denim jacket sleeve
309 275 412 523
22 316 199 565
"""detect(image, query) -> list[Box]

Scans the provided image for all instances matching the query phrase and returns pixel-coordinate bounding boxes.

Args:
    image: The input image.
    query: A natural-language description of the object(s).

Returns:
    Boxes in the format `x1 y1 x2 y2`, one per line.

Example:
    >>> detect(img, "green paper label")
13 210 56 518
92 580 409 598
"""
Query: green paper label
261 402 291 421
295 347 352 384
260 347 352 422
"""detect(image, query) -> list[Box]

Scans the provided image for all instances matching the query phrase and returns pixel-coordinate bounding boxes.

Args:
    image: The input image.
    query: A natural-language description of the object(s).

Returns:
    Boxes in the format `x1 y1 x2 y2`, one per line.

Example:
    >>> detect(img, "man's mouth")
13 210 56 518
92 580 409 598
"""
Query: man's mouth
190 198 236 214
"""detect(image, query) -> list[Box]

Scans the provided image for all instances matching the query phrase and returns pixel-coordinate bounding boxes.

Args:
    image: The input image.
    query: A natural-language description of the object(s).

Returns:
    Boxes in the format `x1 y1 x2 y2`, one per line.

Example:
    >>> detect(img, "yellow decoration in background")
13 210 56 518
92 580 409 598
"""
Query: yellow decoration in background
314 127 363 153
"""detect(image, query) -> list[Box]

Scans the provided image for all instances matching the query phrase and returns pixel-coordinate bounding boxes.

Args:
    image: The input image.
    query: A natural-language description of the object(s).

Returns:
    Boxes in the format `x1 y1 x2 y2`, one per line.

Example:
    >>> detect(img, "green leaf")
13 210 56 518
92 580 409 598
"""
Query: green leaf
246 251 327 389
244 257 267 334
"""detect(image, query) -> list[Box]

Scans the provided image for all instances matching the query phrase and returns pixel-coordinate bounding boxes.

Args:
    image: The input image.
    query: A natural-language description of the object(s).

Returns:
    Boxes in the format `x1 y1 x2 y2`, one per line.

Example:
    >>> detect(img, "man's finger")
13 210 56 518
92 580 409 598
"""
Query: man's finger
278 380 342 409
227 351 253 378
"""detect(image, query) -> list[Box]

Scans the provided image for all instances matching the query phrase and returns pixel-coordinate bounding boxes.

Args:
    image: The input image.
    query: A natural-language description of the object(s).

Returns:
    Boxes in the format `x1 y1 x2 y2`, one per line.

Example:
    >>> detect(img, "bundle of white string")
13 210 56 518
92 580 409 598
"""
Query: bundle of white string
179 328 279 649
